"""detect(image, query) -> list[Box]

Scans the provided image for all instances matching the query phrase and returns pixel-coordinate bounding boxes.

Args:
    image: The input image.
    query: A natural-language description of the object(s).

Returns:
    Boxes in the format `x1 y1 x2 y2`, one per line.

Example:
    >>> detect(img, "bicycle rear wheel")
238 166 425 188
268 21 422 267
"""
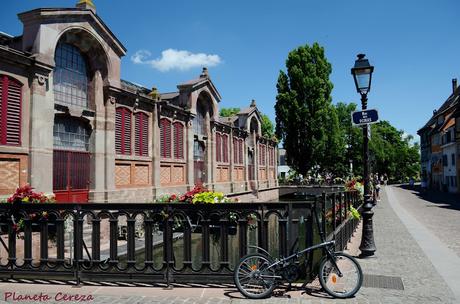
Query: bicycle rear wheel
234 253 276 299
318 252 363 298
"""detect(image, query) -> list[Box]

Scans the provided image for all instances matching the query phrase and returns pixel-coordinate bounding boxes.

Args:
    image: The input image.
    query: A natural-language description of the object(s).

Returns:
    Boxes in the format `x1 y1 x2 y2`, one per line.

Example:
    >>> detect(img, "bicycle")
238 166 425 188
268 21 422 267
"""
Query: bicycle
234 202 363 299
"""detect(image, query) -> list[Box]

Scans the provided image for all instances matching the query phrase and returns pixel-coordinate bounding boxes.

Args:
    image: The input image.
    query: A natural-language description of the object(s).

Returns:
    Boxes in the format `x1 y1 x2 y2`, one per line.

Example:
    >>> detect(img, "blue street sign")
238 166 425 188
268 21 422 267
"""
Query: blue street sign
351 109 379 126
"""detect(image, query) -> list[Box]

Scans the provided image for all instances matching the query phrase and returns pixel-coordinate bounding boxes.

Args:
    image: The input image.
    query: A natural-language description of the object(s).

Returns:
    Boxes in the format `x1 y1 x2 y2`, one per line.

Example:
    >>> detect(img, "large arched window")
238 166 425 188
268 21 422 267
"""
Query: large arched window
194 100 207 135
53 116 90 151
53 43 89 108
0 75 22 146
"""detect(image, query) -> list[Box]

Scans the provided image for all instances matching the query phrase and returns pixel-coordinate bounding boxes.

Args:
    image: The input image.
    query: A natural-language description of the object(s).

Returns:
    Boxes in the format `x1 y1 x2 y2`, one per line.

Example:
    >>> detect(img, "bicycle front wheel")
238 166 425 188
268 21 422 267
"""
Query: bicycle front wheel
318 252 363 298
234 253 276 299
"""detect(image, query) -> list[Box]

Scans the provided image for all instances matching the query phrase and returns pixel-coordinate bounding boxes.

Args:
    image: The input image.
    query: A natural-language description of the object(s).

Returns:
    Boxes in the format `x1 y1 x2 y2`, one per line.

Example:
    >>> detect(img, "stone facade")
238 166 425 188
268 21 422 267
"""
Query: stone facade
0 2 278 202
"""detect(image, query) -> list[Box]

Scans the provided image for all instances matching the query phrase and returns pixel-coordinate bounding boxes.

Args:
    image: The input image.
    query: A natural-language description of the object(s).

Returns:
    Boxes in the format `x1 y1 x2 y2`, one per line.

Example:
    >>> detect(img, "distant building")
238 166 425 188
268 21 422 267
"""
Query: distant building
0 1 278 202
278 148 291 180
418 79 459 193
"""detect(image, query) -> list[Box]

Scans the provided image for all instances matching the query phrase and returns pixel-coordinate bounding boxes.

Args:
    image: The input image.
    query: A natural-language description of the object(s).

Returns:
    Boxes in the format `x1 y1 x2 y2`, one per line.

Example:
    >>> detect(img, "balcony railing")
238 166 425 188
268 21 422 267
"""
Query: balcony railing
0 191 361 285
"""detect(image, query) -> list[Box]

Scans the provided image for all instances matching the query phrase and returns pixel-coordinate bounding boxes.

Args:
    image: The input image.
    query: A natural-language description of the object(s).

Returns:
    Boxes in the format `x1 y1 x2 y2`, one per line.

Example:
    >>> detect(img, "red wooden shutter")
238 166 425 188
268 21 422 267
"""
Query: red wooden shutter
115 108 123 154
115 108 132 155
238 139 243 164
0 76 22 146
216 133 221 162
223 134 228 163
135 113 149 156
263 145 266 166
142 113 148 156
124 109 132 155
174 122 184 159
160 118 171 158
233 137 238 164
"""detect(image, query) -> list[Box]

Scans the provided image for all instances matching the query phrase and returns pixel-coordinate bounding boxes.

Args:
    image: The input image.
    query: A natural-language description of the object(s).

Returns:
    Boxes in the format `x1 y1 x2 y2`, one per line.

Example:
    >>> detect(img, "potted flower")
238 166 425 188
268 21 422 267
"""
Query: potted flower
1 185 56 235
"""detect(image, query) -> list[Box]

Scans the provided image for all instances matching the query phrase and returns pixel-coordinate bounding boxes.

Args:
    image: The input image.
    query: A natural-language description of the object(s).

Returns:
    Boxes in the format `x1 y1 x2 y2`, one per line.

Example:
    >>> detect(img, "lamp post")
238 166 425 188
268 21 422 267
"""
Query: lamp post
351 54 376 257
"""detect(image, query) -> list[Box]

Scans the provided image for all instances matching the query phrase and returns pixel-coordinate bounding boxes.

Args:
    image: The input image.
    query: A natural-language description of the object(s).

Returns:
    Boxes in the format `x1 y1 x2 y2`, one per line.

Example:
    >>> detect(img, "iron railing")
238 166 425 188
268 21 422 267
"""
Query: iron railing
0 191 361 284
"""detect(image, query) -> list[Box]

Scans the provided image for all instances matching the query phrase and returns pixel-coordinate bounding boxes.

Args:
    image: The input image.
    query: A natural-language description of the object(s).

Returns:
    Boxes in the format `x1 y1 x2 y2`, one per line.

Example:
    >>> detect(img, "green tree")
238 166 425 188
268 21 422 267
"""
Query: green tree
260 114 275 138
334 102 363 176
219 107 240 117
275 42 339 176
333 102 420 181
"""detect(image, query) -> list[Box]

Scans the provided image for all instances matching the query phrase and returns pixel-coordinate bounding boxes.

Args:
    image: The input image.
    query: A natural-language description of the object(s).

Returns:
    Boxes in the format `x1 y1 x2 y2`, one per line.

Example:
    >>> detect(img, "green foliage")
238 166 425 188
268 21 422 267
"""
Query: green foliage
219 107 240 117
369 121 420 182
349 206 361 220
260 113 275 138
275 42 339 176
337 102 420 182
192 191 230 204
335 102 363 176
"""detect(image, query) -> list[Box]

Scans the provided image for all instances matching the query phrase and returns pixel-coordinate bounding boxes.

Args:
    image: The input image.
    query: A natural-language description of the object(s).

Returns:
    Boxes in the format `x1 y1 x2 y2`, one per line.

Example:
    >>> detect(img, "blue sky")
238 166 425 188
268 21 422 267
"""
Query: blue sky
2 1 459 139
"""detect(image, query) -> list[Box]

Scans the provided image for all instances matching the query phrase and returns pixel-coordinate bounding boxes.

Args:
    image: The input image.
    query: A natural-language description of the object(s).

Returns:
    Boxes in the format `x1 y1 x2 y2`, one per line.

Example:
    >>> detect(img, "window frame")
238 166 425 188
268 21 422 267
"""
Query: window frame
173 121 185 160
160 118 172 159
115 107 132 155
0 75 22 146
134 111 149 157
53 43 89 108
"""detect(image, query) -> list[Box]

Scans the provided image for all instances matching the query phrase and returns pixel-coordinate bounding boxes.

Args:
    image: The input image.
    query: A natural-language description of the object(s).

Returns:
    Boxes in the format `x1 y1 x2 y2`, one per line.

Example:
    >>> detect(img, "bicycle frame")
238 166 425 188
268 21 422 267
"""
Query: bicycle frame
248 199 343 278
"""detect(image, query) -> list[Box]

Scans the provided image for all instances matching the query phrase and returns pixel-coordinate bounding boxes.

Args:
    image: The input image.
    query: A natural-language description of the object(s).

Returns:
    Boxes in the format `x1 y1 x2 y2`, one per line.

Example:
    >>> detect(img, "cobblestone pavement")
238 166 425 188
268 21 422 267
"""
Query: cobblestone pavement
389 185 460 257
0 186 457 303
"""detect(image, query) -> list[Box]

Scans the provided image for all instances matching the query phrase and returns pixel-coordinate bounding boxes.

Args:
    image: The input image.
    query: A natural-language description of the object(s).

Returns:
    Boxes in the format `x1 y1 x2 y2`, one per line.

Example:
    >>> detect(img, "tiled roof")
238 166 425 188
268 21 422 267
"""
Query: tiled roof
218 116 238 125
160 92 179 100
120 79 150 94
178 77 206 87
418 87 460 133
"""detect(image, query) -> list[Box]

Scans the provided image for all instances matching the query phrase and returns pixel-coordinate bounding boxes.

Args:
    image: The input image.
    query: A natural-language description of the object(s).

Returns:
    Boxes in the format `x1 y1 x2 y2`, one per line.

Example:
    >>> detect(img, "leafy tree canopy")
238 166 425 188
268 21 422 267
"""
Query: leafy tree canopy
219 107 240 117
275 42 341 176
335 102 420 182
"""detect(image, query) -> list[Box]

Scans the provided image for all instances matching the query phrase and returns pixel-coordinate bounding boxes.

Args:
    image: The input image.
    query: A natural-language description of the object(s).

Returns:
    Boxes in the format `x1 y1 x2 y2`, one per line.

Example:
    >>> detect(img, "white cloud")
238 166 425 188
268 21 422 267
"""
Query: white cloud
131 49 222 72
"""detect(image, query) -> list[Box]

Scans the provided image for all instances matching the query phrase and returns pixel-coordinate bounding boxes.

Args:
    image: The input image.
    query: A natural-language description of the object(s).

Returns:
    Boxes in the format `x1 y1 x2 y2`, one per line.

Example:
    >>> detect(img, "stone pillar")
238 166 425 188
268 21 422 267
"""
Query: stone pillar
104 94 116 198
29 73 53 193
186 119 194 189
207 115 214 189
254 133 259 190
244 137 249 192
89 70 106 202
152 104 161 192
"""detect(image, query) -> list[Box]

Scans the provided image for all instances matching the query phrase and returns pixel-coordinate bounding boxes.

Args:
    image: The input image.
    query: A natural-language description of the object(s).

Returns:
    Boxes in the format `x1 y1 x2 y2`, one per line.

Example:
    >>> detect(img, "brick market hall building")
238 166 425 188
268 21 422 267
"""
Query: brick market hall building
0 1 278 203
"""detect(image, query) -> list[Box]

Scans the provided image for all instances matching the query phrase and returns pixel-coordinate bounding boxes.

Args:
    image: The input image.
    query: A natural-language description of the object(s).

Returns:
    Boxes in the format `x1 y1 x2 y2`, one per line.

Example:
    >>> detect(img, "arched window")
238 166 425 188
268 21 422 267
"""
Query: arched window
135 112 149 156
53 43 89 108
53 116 90 151
173 122 184 159
194 100 206 135
115 107 132 155
160 118 172 158
0 75 22 146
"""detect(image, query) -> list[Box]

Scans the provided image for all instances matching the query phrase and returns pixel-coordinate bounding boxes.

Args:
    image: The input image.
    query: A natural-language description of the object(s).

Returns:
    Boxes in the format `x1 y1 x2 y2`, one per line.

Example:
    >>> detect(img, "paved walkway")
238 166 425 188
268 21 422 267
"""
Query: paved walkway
0 185 457 303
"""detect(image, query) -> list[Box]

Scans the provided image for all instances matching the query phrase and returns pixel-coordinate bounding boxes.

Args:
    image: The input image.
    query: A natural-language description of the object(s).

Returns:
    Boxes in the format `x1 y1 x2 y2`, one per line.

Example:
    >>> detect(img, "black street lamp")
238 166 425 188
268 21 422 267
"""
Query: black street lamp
351 54 376 257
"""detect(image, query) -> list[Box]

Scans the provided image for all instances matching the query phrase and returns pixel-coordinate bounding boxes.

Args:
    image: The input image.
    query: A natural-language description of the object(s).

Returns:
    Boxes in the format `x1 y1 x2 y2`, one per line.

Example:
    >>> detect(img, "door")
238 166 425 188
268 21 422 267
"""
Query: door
194 140 206 185
53 150 90 203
